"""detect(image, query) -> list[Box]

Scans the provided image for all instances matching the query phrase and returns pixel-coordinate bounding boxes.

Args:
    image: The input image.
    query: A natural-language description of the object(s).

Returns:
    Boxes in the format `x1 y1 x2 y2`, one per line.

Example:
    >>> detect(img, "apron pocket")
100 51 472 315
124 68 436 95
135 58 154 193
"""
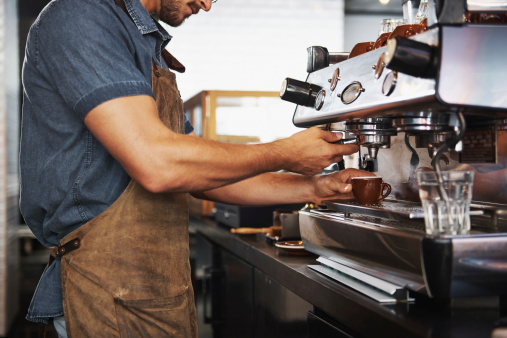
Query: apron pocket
114 286 195 337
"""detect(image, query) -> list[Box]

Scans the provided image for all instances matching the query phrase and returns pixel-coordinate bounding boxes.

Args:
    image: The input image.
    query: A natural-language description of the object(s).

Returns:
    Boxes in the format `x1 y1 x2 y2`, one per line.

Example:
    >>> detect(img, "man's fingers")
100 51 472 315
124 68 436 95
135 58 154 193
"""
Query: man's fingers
336 182 353 194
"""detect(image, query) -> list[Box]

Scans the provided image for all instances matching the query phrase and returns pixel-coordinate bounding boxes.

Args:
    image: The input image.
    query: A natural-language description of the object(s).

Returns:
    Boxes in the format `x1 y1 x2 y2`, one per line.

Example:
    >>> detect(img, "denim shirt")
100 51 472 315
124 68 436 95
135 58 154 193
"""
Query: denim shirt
20 0 192 323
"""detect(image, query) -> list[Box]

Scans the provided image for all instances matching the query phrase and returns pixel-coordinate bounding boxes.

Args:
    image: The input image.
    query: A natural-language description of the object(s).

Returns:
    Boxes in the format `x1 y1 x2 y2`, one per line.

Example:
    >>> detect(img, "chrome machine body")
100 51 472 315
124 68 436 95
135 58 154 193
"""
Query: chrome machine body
281 0 507 302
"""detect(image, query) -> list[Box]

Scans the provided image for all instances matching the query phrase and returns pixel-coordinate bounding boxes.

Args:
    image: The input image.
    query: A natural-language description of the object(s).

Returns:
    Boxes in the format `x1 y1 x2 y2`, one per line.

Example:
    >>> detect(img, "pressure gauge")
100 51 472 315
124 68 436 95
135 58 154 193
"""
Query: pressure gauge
340 82 364 105
315 89 326 110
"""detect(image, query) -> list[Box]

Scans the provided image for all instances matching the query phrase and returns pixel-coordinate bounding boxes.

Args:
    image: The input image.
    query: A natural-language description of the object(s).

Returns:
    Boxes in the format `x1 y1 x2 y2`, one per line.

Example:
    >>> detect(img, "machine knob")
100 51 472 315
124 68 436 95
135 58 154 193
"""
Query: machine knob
383 36 437 78
280 78 323 107
307 46 349 73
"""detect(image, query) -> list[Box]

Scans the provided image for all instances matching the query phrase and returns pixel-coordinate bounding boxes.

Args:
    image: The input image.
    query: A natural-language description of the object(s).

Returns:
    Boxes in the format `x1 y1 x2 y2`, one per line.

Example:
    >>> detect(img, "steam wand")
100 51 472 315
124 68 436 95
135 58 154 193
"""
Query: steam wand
405 134 420 182
431 110 466 205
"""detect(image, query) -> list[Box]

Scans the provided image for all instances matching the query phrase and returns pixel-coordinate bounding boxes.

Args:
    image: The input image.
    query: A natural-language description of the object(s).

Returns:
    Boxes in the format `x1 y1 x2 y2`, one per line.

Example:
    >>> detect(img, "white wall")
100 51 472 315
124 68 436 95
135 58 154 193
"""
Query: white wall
165 0 345 102
344 13 391 51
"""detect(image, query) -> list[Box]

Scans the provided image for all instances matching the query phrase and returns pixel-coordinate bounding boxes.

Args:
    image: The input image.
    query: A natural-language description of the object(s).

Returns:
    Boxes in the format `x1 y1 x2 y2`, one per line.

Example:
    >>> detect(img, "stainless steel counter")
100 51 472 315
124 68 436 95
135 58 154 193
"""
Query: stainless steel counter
190 215 506 338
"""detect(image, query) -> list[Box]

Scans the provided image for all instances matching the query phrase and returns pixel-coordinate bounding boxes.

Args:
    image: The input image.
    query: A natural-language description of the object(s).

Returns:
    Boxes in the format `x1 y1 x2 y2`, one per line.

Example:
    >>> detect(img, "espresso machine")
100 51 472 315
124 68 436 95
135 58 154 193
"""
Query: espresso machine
280 0 507 303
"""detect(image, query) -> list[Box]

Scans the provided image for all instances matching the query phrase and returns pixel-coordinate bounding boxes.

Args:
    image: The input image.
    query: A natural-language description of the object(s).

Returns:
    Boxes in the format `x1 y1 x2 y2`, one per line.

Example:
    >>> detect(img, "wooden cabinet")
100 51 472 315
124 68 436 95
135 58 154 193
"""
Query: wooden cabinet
184 90 283 142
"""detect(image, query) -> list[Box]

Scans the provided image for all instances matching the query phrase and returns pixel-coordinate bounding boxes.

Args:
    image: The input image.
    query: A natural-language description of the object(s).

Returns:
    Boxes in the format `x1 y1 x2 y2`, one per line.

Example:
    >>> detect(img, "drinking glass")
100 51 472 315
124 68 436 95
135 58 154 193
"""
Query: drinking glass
414 0 437 27
417 171 474 236
378 18 406 36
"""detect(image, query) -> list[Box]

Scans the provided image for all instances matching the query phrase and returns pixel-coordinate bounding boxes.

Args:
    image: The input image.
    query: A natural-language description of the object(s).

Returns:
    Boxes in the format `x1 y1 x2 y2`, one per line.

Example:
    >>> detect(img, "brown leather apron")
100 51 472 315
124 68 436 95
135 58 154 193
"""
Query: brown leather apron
56 53 197 337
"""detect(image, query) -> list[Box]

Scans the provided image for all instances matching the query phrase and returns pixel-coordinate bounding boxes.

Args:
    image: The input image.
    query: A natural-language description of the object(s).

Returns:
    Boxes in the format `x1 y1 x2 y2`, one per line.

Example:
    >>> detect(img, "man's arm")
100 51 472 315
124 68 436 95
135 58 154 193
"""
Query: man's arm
84 95 359 193
193 168 374 206
455 164 507 203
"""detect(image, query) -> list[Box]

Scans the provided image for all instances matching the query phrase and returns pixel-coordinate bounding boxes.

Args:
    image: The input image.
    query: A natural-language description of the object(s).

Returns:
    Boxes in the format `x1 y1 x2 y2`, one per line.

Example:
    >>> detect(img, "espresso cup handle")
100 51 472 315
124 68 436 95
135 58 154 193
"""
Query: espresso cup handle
379 182 392 201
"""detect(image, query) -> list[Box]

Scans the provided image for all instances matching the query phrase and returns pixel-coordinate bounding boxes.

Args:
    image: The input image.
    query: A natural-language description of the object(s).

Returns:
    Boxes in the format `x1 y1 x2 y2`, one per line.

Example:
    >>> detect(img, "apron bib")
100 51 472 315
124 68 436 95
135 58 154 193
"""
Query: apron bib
57 54 197 337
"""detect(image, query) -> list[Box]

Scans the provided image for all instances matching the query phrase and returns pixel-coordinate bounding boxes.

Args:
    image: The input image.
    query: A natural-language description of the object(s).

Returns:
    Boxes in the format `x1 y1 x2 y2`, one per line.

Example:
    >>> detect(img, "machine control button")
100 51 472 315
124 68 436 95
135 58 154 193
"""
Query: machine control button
329 68 341 91
340 82 364 105
315 89 326 110
382 71 398 96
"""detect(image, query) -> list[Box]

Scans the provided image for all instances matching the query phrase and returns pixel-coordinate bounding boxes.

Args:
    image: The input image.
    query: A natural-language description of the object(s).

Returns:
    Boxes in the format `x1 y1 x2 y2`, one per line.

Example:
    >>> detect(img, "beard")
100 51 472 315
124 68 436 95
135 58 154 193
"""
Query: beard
159 0 187 27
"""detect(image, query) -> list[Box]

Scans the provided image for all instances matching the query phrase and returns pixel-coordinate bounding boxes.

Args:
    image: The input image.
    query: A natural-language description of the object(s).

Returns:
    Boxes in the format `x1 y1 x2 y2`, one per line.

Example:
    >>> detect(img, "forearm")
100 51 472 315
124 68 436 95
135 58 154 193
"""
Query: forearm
149 134 290 192
196 168 368 206
194 172 315 205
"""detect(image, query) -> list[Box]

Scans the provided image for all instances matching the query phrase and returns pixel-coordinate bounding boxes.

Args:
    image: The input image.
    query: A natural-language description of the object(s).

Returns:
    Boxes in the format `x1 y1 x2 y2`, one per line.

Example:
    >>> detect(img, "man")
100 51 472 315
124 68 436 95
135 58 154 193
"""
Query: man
20 0 366 336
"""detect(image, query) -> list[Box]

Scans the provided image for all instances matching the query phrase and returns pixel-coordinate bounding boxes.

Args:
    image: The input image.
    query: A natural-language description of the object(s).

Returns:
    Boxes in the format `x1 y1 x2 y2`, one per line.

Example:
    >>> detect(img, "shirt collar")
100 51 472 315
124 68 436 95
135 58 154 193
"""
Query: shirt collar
123 0 172 42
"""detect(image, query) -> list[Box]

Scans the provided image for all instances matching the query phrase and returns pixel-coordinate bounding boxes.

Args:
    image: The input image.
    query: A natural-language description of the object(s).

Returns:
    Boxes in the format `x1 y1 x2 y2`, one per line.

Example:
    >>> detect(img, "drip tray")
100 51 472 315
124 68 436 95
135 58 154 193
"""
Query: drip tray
323 199 484 221
309 257 415 303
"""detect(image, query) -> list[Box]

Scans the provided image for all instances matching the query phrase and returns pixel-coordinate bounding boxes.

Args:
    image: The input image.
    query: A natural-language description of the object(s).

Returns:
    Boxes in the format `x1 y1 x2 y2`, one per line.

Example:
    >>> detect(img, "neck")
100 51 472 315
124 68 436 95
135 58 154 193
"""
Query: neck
140 0 158 14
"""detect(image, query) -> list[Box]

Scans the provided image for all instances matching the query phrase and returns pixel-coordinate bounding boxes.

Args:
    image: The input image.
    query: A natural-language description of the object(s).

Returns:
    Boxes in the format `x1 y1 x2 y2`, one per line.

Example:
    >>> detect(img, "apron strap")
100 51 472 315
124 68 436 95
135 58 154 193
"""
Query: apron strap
55 238 81 259
39 238 81 337
161 50 186 73
47 238 81 268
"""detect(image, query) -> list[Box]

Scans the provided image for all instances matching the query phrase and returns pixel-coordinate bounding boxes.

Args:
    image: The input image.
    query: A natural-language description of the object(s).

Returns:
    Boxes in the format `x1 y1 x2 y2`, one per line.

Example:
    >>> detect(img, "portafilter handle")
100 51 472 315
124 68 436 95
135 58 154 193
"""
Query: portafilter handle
333 137 359 145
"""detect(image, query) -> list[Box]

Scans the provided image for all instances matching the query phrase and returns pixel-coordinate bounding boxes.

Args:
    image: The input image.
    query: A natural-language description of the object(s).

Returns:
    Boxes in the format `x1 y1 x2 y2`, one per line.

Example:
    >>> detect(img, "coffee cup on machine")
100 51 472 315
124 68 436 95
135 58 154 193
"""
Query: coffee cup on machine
352 177 392 205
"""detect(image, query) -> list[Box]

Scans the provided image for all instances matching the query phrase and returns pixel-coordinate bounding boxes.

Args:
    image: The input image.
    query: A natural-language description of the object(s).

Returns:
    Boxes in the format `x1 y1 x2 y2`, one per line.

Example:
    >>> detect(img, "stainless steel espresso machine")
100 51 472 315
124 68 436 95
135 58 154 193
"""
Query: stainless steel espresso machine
280 0 507 303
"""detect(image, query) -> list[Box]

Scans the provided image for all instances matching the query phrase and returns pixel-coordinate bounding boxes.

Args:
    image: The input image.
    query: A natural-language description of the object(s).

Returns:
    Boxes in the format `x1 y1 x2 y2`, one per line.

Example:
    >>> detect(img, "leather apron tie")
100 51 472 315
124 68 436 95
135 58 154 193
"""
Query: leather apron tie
56 53 197 337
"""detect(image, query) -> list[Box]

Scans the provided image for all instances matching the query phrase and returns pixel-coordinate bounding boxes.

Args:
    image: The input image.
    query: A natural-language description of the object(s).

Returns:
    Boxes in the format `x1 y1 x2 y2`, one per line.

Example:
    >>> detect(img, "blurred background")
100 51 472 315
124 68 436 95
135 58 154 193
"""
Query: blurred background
0 0 402 336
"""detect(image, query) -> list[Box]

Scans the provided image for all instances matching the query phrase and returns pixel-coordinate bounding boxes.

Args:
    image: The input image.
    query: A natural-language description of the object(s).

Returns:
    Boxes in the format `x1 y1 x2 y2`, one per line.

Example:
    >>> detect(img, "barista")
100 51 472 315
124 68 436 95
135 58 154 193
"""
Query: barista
456 131 507 204
408 132 507 204
19 0 365 336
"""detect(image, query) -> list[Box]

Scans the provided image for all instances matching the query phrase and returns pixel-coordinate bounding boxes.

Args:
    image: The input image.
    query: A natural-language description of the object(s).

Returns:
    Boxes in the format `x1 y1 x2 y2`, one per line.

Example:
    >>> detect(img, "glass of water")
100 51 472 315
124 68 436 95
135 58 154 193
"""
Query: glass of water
417 171 474 236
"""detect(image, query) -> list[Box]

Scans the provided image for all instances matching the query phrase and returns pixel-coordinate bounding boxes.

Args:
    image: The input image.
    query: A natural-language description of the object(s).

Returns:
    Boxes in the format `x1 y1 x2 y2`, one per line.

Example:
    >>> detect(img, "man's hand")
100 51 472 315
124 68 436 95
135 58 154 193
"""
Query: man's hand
273 127 359 176
310 168 376 205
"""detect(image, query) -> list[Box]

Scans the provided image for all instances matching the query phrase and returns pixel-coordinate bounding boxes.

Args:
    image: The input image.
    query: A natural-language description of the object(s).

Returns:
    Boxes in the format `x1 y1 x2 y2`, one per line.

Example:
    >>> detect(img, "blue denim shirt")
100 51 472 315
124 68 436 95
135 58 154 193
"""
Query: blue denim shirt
20 0 192 323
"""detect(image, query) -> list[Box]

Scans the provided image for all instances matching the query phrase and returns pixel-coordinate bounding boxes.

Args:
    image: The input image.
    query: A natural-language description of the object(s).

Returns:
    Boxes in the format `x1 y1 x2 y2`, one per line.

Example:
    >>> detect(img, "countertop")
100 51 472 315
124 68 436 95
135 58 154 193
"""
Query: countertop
190 215 506 338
